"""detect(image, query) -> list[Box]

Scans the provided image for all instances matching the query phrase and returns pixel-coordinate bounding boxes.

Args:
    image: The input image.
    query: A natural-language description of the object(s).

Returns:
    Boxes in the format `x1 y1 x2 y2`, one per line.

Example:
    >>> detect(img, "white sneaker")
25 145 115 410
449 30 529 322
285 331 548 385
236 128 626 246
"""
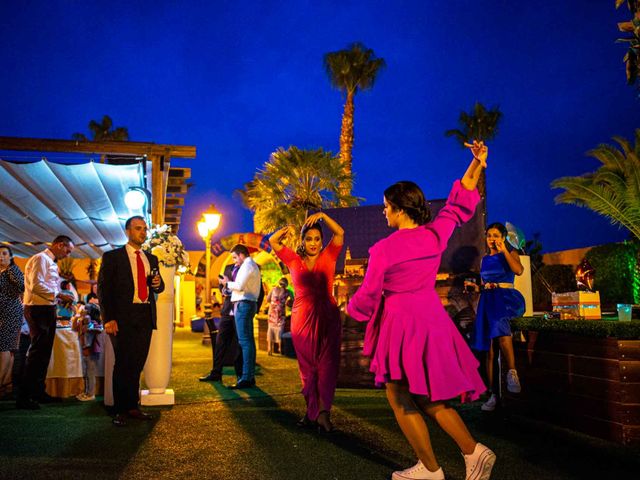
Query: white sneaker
506 369 521 393
463 443 496 480
391 460 445 480
481 394 497 412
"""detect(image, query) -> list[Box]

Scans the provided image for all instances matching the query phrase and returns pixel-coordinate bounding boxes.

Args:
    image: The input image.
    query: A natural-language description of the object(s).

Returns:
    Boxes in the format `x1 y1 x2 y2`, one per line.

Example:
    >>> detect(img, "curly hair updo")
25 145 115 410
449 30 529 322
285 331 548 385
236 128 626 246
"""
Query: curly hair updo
383 181 431 225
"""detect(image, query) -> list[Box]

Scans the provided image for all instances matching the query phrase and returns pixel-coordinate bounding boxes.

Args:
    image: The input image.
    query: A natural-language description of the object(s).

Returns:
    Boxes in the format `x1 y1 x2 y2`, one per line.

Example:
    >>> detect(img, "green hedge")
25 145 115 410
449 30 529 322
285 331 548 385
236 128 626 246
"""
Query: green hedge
585 241 640 307
512 316 640 339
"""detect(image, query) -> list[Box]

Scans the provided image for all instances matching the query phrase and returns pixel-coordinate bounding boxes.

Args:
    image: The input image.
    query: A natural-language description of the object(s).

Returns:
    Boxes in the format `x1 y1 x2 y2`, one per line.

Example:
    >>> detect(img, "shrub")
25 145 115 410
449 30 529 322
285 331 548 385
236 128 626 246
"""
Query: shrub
585 241 640 308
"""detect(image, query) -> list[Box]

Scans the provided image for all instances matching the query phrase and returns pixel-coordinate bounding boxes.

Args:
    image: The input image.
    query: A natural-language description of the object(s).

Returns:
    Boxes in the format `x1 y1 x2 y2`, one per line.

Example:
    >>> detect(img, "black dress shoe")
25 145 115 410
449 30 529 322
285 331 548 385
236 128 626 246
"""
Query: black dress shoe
112 414 127 427
127 409 155 420
199 372 222 382
227 379 255 389
38 393 62 404
16 398 40 410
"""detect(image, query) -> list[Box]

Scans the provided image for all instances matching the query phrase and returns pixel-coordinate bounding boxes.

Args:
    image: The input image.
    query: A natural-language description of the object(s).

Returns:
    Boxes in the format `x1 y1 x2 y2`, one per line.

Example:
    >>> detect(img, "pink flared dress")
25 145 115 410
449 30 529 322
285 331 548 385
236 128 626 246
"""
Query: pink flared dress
276 241 342 419
347 180 486 402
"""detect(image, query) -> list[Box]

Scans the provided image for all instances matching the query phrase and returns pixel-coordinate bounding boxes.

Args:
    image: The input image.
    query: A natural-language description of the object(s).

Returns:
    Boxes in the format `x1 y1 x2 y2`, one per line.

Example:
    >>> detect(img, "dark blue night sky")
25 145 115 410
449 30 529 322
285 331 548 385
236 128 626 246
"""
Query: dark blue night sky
1 1 637 252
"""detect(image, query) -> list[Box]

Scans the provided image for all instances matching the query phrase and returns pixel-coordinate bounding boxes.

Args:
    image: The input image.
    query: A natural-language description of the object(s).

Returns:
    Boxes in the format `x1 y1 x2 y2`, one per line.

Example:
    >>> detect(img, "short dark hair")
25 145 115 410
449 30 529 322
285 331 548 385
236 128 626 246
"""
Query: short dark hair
0 245 15 265
383 181 431 225
230 244 250 257
125 216 146 230
60 280 71 290
52 235 73 245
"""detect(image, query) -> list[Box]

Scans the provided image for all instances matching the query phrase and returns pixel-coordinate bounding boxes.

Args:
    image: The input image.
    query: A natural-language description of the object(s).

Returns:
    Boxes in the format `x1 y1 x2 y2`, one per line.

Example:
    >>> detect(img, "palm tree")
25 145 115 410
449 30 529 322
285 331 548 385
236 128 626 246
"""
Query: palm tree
445 102 503 200
551 130 640 241
324 42 385 201
615 0 640 89
72 115 129 142
239 146 358 243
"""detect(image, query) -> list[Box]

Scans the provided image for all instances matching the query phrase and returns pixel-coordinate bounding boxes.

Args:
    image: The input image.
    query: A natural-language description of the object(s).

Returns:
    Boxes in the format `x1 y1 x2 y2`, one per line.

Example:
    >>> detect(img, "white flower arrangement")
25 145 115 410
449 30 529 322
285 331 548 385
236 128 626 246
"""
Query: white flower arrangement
143 224 190 269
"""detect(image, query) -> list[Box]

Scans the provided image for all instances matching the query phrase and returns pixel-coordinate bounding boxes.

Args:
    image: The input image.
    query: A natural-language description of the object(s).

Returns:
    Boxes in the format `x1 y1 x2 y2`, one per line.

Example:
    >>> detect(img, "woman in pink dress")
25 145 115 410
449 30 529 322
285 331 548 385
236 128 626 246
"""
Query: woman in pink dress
347 141 496 480
269 212 343 433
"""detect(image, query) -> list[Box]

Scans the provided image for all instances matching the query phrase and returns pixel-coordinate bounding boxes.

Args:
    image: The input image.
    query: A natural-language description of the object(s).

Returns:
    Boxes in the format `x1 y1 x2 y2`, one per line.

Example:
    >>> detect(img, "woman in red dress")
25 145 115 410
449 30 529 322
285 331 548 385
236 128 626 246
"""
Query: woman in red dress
269 212 344 432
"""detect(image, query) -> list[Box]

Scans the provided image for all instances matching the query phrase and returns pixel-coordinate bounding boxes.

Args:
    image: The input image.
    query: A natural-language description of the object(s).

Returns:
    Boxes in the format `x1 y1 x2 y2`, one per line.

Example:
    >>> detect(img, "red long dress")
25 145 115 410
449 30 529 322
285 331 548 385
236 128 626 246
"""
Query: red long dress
276 241 342 420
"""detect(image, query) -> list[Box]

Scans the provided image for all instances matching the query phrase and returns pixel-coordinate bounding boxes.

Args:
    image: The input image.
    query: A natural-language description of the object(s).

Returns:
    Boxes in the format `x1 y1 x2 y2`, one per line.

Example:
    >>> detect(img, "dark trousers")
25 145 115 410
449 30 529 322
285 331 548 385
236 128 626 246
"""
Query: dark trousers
21 305 57 400
210 315 242 377
109 304 153 413
12 333 31 398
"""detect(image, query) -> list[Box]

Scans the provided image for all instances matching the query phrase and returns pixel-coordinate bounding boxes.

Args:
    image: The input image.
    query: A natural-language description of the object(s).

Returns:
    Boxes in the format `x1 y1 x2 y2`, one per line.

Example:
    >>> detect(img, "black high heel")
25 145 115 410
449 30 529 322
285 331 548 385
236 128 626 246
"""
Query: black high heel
296 414 317 429
316 410 334 434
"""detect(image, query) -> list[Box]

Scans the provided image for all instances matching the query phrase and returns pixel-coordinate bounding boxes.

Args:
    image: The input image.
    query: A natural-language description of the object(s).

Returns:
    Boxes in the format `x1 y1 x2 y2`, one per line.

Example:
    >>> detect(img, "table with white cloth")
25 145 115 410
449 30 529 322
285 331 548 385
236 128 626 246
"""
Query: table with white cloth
45 328 105 398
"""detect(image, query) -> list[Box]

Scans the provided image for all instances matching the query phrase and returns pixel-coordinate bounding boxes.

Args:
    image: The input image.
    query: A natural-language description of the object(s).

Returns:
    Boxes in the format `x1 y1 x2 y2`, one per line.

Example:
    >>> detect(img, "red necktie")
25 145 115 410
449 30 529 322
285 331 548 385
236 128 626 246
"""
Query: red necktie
136 251 148 302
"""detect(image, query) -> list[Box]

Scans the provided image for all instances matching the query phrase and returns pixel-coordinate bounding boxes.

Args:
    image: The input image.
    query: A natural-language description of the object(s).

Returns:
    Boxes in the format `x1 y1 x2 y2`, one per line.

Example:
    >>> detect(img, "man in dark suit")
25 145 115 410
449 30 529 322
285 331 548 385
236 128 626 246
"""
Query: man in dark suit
98 216 164 426
199 263 242 382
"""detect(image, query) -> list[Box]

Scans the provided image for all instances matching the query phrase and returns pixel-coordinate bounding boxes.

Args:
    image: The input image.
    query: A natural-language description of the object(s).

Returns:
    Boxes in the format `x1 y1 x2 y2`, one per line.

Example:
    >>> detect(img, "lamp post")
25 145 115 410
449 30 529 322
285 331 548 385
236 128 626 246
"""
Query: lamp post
197 205 222 342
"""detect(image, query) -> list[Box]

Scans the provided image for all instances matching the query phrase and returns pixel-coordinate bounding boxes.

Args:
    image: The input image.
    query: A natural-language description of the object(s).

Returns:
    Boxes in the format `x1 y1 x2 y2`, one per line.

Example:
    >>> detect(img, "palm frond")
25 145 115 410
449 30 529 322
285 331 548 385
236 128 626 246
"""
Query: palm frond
239 146 359 236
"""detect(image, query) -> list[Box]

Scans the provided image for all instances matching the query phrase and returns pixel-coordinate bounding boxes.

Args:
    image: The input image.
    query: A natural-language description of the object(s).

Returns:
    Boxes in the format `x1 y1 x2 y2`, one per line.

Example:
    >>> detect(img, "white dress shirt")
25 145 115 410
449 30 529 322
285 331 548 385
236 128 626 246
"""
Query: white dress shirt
24 248 60 305
125 244 151 303
227 257 261 303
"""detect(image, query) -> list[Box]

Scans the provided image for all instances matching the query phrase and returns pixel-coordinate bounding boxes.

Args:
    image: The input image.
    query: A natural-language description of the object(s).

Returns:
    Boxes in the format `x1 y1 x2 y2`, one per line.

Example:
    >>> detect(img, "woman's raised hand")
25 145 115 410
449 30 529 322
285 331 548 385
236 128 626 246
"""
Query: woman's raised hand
304 212 325 227
464 140 488 168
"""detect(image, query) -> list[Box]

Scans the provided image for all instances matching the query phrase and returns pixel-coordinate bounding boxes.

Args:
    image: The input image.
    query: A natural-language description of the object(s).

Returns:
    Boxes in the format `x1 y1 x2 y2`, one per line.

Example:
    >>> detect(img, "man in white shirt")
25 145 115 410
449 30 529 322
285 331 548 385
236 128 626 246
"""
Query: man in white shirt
18 235 75 410
219 244 261 389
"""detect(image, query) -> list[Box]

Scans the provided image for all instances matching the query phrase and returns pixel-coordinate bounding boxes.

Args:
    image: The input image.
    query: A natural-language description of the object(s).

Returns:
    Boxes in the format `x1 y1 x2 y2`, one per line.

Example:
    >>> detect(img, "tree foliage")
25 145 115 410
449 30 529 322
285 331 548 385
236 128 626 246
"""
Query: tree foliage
551 129 640 241
615 0 640 88
239 146 359 238
445 102 502 200
72 115 129 141
445 102 503 146
324 42 385 200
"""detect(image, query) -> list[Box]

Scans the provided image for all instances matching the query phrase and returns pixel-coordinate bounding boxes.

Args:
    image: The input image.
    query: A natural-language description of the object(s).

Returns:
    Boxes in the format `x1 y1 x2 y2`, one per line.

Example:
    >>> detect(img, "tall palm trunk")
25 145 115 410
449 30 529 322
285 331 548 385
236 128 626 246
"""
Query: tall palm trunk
339 90 355 204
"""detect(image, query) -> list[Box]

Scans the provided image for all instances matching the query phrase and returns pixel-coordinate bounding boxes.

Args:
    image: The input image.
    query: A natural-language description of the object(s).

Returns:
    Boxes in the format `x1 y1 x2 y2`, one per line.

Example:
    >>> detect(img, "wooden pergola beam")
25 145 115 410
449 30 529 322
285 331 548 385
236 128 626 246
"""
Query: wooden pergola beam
0 136 196 158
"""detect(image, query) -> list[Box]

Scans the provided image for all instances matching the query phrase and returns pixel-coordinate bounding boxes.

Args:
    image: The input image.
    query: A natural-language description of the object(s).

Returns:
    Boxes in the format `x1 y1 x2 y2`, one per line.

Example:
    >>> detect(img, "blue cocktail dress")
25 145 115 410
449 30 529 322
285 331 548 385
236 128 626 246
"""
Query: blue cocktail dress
471 253 525 351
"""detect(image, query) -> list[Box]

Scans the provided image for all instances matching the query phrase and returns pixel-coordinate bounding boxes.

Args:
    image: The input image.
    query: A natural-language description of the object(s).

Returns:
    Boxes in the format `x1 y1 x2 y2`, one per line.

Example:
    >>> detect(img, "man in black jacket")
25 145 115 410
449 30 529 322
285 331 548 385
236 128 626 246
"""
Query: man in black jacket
98 216 164 426
199 263 242 382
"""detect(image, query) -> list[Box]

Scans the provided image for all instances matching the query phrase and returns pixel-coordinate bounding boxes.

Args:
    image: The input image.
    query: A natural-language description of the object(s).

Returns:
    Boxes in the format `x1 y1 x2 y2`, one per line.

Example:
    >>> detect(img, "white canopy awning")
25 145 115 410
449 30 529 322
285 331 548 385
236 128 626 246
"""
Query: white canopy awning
0 159 146 258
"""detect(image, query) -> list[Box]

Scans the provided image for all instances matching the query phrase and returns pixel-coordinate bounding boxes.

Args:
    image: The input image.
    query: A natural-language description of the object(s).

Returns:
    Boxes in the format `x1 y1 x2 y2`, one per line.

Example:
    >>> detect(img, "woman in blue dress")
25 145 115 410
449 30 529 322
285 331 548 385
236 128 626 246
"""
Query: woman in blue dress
468 223 525 411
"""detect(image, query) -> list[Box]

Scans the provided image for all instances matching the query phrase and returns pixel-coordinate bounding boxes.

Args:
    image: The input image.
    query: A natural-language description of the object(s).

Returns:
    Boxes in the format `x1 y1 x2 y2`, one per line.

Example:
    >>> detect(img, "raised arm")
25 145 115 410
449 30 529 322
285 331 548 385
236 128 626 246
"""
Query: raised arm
460 140 488 191
304 212 344 247
268 225 296 253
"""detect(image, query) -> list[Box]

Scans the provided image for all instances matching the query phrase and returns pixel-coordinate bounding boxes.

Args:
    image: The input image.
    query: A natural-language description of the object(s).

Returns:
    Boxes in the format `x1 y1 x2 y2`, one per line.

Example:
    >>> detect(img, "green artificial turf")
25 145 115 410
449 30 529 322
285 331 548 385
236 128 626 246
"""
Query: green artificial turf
1 328 638 479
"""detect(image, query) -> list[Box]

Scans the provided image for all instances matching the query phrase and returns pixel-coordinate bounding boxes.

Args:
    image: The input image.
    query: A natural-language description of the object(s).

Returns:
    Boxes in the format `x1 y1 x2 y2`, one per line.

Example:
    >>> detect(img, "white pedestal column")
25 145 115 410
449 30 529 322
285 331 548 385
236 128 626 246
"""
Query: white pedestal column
514 255 533 316
141 264 176 405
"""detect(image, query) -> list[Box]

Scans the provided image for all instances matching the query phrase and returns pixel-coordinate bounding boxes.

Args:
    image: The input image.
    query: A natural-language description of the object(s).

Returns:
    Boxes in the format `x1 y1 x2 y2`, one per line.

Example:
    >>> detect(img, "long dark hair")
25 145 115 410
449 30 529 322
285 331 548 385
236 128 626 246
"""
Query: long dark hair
0 245 15 266
296 224 323 258
383 181 431 225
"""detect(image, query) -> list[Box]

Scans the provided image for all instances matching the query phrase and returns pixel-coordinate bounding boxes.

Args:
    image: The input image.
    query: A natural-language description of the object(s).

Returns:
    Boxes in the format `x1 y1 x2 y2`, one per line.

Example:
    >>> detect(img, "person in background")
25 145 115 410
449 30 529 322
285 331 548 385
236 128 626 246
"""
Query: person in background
57 280 76 321
269 212 344 433
199 263 243 383
0 245 25 398
11 316 30 400
72 302 103 401
347 141 496 480
85 283 99 305
219 244 262 389
266 277 292 355
18 235 75 410
469 222 525 412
